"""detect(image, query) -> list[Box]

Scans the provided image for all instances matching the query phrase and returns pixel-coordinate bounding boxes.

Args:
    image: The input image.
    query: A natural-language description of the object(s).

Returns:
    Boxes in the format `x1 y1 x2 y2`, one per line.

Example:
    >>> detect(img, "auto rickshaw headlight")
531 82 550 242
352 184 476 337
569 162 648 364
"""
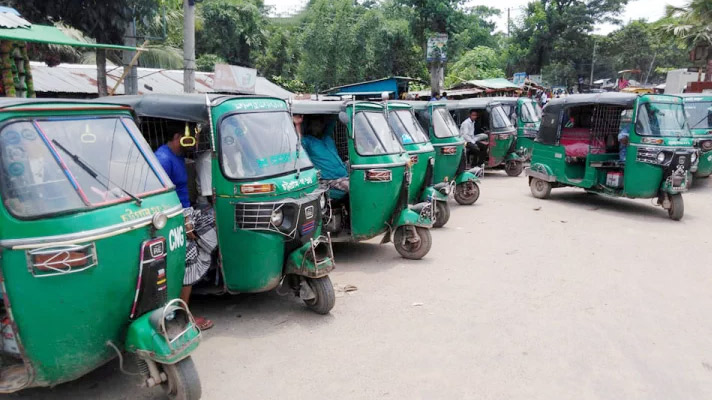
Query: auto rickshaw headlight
691 151 698 164
271 209 284 227
152 212 168 230
656 152 666 163
319 194 327 210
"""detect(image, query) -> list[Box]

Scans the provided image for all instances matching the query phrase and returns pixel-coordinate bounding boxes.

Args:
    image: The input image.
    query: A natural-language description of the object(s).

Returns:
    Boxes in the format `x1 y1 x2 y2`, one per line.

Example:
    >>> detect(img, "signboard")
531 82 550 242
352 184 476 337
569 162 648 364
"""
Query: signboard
426 34 448 62
512 72 527 86
213 64 257 94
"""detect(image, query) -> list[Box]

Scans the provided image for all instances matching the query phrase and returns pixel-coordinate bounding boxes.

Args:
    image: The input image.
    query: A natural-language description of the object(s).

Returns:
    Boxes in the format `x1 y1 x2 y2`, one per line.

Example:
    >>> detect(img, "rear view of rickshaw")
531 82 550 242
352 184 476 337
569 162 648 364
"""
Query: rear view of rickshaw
526 93 696 220
411 101 482 205
103 94 336 314
681 94 712 180
386 102 450 227
495 97 542 161
0 99 200 397
291 100 433 260
449 98 525 177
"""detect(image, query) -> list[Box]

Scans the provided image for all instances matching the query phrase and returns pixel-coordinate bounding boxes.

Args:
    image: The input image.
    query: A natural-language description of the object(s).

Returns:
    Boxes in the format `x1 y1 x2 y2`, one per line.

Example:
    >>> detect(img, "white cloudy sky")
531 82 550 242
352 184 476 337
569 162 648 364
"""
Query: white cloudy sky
265 0 689 34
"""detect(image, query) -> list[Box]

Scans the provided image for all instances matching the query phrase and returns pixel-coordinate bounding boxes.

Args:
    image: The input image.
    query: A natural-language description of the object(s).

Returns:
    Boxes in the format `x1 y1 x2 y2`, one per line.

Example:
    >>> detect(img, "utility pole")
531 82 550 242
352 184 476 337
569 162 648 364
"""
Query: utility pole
589 41 597 85
183 0 196 93
644 52 657 85
123 16 138 95
507 8 511 37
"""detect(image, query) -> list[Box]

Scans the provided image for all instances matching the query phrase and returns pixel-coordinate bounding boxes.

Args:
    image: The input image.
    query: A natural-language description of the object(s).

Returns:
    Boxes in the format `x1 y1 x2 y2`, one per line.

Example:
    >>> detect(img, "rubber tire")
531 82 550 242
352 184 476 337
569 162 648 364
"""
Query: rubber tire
160 357 202 400
454 181 480 205
530 178 552 199
505 160 524 177
432 201 450 228
668 194 684 221
394 226 432 260
303 276 335 315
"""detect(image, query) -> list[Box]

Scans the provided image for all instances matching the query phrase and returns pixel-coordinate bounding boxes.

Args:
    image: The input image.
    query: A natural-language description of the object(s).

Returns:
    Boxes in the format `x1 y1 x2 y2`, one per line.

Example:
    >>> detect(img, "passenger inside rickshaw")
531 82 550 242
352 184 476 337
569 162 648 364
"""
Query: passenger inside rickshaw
298 114 350 198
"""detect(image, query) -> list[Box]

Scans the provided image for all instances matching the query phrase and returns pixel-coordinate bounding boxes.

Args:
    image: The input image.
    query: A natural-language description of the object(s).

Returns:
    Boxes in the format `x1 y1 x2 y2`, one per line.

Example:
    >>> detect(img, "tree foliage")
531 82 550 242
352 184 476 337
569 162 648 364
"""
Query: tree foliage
196 0 265 67
445 46 505 87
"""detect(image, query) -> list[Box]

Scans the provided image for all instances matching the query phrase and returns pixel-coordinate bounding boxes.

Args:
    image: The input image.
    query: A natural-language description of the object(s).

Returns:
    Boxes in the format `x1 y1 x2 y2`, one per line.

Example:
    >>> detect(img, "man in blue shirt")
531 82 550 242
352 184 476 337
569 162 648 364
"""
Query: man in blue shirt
294 114 349 192
155 134 190 208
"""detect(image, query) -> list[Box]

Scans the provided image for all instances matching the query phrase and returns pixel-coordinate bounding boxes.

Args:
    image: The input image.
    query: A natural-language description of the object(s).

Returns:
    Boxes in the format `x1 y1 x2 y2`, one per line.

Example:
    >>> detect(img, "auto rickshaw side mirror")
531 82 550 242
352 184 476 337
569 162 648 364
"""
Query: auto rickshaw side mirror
338 111 349 125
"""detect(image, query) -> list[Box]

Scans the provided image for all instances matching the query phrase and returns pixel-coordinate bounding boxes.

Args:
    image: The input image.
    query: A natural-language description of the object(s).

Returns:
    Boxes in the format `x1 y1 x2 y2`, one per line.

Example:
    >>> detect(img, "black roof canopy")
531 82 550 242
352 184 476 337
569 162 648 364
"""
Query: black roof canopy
544 92 639 109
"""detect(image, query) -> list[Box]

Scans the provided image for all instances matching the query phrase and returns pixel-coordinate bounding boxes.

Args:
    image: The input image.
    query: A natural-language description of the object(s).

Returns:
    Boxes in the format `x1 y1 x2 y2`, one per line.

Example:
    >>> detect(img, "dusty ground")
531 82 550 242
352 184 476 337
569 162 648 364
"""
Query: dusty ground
17 173 712 400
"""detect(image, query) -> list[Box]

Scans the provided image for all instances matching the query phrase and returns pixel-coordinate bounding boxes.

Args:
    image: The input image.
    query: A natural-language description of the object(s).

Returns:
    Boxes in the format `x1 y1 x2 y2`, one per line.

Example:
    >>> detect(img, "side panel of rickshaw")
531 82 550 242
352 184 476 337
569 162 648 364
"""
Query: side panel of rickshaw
403 142 434 204
0 190 184 386
432 139 464 182
488 130 515 166
516 99 540 158
683 96 712 177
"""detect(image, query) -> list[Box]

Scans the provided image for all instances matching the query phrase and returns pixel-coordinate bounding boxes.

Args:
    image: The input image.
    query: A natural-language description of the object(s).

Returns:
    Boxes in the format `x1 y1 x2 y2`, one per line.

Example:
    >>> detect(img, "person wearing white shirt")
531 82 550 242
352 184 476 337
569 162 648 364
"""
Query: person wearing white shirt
460 109 487 166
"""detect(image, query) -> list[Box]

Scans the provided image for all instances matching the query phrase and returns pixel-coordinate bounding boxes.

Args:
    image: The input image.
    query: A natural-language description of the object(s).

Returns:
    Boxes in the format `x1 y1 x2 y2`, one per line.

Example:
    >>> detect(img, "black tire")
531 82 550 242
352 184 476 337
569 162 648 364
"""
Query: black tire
303 276 335 314
454 181 480 205
668 194 684 221
432 201 450 228
530 178 552 199
393 226 432 260
505 160 524 177
160 357 202 400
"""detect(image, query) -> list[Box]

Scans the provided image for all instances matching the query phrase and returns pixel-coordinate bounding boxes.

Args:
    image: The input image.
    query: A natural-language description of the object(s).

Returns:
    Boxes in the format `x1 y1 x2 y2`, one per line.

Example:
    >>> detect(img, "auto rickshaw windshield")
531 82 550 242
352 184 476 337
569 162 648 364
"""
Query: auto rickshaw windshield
432 107 459 138
219 111 312 180
354 111 404 155
636 102 691 137
684 101 712 129
490 106 513 130
521 101 541 123
388 109 428 144
0 117 167 218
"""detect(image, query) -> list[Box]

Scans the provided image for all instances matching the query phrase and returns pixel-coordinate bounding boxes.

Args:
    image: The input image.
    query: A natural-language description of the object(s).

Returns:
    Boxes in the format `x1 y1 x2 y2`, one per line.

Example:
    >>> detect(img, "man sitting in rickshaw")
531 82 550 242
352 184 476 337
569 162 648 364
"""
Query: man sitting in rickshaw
293 114 349 193
460 109 487 166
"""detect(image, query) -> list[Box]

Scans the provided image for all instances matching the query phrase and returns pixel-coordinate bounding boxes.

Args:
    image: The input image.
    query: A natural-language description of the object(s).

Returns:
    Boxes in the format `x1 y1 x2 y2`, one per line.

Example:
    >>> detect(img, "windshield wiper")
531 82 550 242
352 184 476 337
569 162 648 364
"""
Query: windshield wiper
689 114 711 130
52 139 143 206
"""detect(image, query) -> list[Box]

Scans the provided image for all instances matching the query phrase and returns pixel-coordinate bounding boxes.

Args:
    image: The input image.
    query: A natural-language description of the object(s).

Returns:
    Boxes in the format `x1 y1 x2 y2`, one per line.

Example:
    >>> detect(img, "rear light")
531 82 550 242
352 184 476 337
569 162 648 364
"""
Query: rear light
240 183 276 194
441 146 457 155
365 169 392 182
642 137 664 145
410 155 419 164
27 243 97 277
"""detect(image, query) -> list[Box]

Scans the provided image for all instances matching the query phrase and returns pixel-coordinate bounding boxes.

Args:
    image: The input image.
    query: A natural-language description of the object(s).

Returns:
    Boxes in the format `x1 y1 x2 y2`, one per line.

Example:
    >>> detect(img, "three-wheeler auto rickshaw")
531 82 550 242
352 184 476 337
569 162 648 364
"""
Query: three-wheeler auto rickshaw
525 93 696 220
386 101 450 228
681 94 712 179
291 100 433 260
495 97 542 160
410 101 482 205
0 99 201 398
448 98 525 176
102 94 336 314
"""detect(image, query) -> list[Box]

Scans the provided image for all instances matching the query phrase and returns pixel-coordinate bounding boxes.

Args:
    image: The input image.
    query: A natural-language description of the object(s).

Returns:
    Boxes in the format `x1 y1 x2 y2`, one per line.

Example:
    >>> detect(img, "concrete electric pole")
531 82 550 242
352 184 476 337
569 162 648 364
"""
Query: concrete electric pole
183 0 196 93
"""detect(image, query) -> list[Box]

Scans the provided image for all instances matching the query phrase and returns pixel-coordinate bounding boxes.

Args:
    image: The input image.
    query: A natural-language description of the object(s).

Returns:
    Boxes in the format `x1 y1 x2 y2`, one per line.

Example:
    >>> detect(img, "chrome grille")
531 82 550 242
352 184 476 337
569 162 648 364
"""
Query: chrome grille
234 202 282 231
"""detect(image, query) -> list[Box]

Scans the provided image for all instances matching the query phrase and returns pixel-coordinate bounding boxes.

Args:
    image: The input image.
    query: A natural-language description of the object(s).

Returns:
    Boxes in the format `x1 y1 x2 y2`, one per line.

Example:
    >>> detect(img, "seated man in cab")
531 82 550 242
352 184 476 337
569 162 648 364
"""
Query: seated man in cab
292 114 349 193
460 109 487 166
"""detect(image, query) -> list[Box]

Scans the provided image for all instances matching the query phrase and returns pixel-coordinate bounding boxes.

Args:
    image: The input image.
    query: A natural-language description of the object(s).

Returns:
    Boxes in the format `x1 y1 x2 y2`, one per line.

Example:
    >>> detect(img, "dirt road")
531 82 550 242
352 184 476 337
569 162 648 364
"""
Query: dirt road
19 173 712 400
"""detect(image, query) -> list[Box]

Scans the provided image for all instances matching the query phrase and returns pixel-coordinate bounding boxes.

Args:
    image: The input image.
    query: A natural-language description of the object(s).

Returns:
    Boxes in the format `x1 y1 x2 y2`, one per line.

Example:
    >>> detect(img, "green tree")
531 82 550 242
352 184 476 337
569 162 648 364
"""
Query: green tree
197 0 265 67
256 26 298 79
444 46 505 87
664 0 712 80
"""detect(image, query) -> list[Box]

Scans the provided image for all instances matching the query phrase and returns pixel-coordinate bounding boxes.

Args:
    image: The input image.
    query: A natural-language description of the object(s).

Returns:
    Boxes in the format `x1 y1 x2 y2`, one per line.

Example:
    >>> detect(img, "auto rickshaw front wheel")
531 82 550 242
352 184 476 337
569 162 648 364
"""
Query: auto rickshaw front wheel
454 181 480 205
304 276 336 314
394 226 432 260
160 356 201 400
530 178 552 199
433 201 450 228
668 194 684 221
505 160 524 177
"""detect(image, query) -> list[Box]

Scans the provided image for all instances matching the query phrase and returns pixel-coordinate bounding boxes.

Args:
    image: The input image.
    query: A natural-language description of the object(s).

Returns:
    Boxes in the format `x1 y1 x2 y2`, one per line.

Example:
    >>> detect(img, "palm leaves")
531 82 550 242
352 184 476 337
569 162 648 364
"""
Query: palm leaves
664 0 712 47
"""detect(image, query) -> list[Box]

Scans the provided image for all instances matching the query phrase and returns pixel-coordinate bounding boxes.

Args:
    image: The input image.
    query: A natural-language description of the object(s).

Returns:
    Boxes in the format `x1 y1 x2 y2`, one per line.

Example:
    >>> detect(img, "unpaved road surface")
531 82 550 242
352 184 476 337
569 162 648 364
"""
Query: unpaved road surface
17 174 712 400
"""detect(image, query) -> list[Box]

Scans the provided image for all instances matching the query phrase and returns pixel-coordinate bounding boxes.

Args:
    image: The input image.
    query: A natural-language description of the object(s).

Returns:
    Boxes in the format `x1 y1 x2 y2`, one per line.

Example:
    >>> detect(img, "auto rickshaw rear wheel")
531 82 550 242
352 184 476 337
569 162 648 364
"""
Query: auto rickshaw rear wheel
433 201 450 228
394 226 432 260
454 181 480 205
505 160 524 177
530 178 552 199
160 356 201 400
304 276 335 314
668 194 684 221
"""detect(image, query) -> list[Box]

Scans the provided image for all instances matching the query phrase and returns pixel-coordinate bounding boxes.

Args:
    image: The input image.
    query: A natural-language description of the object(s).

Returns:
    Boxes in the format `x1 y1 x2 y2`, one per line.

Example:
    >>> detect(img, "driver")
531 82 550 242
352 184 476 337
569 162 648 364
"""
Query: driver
294 114 349 193
460 109 487 166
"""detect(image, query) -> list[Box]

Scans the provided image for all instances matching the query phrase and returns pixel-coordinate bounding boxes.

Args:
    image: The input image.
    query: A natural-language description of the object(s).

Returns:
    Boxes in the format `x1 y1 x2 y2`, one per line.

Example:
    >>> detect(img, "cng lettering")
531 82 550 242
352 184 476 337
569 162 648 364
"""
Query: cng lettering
169 225 185 251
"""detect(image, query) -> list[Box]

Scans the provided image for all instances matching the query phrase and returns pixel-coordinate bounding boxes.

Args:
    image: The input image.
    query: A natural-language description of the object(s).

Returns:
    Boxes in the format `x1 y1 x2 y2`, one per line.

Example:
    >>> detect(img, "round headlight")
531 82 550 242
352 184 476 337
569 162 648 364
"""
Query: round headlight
656 152 666 163
691 151 698 164
270 209 284 227
319 194 327 210
152 212 168 230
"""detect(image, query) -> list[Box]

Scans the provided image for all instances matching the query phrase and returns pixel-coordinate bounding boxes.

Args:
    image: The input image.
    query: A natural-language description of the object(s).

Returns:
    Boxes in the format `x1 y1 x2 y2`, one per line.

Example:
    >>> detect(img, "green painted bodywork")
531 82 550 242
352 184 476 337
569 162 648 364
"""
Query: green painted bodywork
422 185 447 202
0 105 187 388
125 309 200 364
487 129 517 167
682 96 712 178
419 103 467 183
529 94 694 198
395 207 430 227
210 98 330 293
284 235 335 277
515 98 541 160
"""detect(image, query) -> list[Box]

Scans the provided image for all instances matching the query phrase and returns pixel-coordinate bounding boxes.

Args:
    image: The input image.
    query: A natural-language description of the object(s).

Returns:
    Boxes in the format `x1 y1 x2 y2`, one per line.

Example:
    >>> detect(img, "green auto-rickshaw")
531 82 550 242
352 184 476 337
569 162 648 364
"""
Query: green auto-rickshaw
495 97 542 161
525 93 696 220
681 93 712 179
410 101 482 205
448 98 525 177
0 99 200 397
103 94 336 314
386 101 451 228
291 100 433 260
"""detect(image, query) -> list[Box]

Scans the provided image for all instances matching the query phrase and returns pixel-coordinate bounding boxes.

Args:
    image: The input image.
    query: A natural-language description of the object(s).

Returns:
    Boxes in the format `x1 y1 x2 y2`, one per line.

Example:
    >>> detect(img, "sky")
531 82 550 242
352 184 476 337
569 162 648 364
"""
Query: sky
264 0 689 34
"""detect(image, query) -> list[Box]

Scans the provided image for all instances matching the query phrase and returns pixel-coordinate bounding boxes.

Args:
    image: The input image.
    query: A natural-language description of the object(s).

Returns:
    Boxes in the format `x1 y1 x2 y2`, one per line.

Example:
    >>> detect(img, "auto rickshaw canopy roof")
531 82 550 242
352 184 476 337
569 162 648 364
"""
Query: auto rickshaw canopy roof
0 97 131 111
291 100 384 115
446 98 503 111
